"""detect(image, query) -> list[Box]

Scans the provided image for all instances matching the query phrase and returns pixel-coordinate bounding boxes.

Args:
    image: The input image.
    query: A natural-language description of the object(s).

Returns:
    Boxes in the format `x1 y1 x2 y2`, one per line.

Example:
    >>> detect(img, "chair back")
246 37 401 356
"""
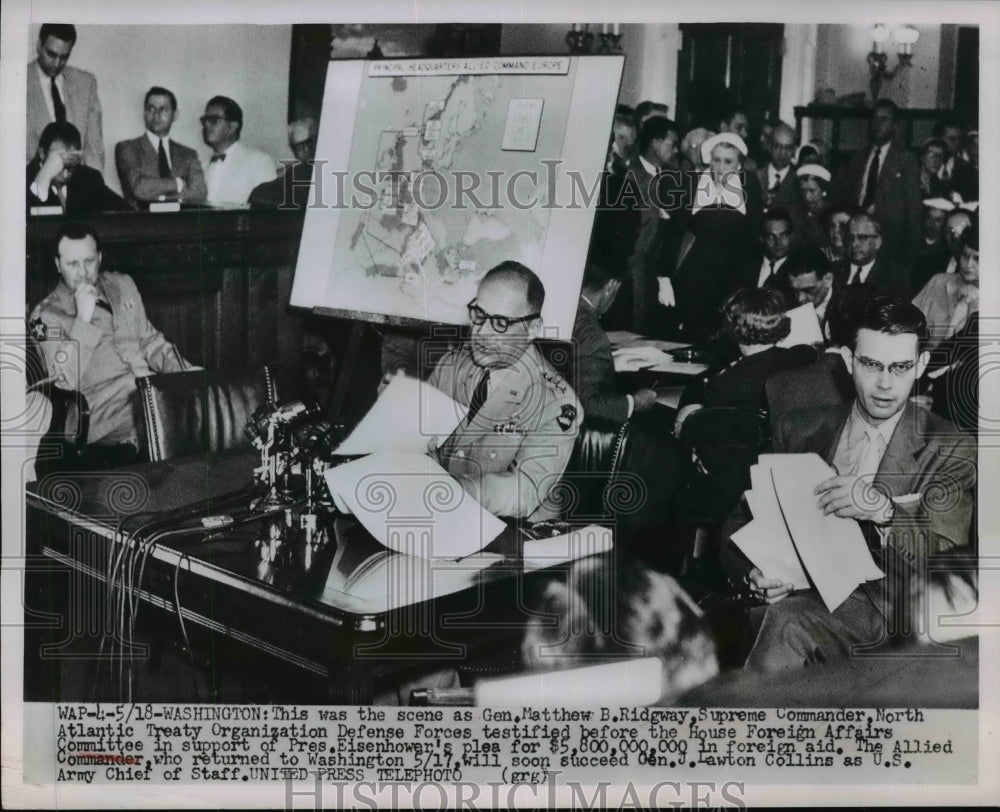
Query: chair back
137 367 275 462
552 416 634 523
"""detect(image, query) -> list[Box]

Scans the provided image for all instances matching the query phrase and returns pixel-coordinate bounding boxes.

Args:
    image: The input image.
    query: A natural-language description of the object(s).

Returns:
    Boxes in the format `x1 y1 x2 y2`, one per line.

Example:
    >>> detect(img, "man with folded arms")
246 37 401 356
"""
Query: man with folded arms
115 86 207 208
722 296 976 672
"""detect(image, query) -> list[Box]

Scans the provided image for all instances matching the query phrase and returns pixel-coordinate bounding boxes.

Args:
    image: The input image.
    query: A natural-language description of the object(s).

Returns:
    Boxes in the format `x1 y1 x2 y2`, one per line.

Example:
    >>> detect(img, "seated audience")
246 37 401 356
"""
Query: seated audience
201 95 276 205
821 204 855 263
573 259 657 422
790 163 832 249
917 138 950 199
722 296 976 672
27 121 125 214
743 207 794 291
115 86 207 208
837 212 911 297
911 206 973 292
250 116 319 209
912 221 979 350
427 262 581 522
28 224 193 451
915 196 952 261
521 555 719 704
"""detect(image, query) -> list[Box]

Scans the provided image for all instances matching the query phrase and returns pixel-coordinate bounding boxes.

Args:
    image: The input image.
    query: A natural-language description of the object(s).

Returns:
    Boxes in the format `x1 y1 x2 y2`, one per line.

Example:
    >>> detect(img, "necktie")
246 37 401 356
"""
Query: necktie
210 153 226 163
51 77 66 123
849 265 863 285
862 147 880 210
769 171 781 193
157 139 172 178
467 370 490 422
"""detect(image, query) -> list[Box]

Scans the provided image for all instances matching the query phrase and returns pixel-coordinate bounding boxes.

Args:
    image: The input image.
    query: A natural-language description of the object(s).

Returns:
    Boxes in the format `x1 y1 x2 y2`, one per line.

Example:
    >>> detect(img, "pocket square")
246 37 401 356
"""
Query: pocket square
892 493 921 505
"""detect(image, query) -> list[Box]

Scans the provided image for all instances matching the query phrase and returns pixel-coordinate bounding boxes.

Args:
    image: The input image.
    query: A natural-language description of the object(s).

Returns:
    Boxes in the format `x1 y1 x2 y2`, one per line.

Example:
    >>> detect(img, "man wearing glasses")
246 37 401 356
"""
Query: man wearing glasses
200 95 275 205
722 296 976 672
427 262 581 522
837 212 911 298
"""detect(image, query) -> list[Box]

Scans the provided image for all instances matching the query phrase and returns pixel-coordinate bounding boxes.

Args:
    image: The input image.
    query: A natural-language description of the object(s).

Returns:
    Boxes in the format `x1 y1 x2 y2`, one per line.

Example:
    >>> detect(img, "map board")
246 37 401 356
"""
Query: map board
290 55 625 340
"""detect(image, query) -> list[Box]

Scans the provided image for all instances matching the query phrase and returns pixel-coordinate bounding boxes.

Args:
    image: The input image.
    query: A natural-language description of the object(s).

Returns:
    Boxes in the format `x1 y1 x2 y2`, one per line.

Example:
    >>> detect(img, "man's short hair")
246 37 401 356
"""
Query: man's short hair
783 245 830 279
581 258 625 291
932 116 966 137
481 261 545 313
822 203 860 228
634 100 668 127
762 206 794 232
38 121 81 152
872 98 900 120
39 24 77 45
851 211 883 235
847 295 928 351
722 286 790 346
206 95 243 136
55 223 101 254
638 116 678 156
826 285 877 348
718 107 746 128
145 86 178 110
615 103 635 118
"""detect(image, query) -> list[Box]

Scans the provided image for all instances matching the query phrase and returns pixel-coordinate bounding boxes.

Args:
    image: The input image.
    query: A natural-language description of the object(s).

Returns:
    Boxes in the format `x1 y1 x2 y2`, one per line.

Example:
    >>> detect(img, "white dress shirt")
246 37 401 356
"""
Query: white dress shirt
204 141 276 205
847 259 876 285
35 63 65 122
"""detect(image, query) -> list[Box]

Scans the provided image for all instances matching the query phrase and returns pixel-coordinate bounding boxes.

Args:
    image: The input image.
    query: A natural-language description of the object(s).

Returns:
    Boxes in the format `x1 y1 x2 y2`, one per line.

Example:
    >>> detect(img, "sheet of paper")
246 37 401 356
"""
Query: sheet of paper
731 518 810 589
521 525 613 571
475 657 663 707
323 451 506 559
612 346 675 371
606 331 691 352
770 453 884 612
334 375 467 455
779 302 824 348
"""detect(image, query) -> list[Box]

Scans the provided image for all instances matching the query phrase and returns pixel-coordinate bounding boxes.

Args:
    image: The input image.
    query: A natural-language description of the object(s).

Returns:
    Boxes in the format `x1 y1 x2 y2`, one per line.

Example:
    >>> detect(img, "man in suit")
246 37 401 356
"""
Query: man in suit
201 96 276 205
755 122 799 210
115 86 207 208
27 24 103 172
573 259 657 423
837 212 911 297
27 121 125 214
725 296 976 672
427 262 581 522
249 116 318 210
745 208 795 292
835 99 921 266
783 245 842 337
28 224 193 449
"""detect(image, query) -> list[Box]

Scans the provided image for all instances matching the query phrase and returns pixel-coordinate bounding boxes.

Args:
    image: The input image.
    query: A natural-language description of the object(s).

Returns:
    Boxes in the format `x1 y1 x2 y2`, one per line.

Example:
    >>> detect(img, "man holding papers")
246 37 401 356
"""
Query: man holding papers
723 296 976 672
427 262 582 522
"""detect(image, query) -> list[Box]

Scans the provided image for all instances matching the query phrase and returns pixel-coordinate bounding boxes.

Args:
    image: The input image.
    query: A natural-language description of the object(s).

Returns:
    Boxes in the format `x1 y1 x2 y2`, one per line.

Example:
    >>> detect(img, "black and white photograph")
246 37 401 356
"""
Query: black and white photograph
2 0 997 807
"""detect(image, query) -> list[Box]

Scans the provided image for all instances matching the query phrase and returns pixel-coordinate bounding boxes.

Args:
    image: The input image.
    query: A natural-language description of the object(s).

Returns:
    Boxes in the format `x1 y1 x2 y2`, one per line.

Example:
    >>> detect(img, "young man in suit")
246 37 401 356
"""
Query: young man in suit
115 86 207 208
27 24 104 172
27 121 124 214
837 212 911 297
724 296 976 672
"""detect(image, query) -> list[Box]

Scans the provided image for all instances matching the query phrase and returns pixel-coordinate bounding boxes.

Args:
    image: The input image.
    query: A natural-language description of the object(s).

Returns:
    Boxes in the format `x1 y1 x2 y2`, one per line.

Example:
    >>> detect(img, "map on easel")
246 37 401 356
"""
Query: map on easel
290 55 624 339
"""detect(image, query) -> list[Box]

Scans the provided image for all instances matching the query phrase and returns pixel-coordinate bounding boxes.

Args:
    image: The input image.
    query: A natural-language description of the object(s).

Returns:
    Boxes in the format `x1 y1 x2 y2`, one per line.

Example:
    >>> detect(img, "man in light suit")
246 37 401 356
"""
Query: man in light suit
115 87 207 208
835 99 921 266
723 297 976 673
427 262 581 522
27 24 104 172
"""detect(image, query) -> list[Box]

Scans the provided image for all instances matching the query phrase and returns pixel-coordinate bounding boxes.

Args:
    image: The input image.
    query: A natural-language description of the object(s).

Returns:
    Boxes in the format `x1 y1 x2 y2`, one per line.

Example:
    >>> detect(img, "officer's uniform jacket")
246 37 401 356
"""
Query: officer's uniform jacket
428 342 582 522
29 271 188 444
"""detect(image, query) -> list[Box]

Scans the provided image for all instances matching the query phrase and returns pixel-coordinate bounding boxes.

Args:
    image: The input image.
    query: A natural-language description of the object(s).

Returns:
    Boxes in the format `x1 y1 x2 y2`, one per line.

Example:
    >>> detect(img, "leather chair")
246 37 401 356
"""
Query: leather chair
136 367 276 462
553 415 635 524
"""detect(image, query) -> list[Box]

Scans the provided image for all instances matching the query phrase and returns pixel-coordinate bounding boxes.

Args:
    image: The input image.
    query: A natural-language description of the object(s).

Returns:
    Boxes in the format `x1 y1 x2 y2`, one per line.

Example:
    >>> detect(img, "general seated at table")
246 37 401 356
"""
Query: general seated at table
720 296 977 673
28 121 126 214
29 224 194 454
115 85 207 208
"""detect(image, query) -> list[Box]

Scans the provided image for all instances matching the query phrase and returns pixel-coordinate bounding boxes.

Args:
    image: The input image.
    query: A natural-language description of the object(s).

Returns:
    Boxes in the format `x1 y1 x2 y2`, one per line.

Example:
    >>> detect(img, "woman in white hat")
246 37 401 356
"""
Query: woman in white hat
790 163 832 249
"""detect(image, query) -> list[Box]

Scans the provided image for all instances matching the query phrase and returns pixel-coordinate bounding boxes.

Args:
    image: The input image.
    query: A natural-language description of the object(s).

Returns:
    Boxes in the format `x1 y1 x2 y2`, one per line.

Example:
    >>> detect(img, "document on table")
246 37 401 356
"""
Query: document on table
778 302 824 348
732 453 883 612
324 451 506 559
334 374 467 455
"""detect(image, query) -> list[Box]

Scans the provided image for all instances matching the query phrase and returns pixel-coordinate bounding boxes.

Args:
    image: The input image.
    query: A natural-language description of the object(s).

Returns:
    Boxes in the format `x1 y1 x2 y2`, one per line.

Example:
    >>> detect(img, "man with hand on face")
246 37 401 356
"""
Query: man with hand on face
722 296 976 672
27 121 125 214
27 24 104 171
201 95 276 205
427 262 582 522
29 225 193 450
115 86 207 208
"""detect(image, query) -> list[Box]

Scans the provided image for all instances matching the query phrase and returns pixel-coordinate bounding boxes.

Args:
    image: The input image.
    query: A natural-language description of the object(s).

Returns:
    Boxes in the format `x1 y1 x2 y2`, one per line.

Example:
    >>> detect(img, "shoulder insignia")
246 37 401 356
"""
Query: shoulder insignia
542 369 568 395
29 317 47 341
123 299 136 311
556 404 577 432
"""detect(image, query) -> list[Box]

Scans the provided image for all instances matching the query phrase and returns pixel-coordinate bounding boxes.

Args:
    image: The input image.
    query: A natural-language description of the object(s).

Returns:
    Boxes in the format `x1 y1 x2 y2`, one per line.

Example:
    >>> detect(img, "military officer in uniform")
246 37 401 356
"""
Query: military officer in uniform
29 224 193 448
428 261 582 522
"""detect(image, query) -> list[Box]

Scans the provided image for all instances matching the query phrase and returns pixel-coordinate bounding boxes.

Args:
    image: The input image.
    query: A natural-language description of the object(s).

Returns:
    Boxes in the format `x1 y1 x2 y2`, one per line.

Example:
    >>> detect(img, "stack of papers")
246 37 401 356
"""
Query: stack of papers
732 453 884 612
778 302 824 348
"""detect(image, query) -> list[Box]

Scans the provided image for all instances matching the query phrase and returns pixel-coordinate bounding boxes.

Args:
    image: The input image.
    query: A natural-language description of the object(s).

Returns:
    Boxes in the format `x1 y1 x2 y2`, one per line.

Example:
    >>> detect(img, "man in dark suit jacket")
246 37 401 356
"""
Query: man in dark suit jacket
835 100 921 266
835 212 911 297
27 121 124 214
754 123 800 210
723 297 976 673
27 24 104 171
115 86 207 208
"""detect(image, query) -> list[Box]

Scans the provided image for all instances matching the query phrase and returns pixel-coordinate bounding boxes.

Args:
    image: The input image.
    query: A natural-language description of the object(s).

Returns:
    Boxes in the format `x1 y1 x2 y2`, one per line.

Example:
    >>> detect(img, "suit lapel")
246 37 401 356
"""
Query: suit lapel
873 402 924 497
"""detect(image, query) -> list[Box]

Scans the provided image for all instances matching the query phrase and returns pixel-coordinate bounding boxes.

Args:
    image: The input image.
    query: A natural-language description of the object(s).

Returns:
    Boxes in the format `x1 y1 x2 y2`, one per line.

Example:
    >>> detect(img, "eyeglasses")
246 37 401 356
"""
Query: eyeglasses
200 115 229 125
853 355 917 377
467 300 540 334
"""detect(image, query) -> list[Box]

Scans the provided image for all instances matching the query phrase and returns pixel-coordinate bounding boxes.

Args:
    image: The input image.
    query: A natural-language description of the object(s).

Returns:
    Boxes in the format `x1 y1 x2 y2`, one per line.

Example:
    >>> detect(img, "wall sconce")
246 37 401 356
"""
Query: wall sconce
566 23 622 55
867 24 919 101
